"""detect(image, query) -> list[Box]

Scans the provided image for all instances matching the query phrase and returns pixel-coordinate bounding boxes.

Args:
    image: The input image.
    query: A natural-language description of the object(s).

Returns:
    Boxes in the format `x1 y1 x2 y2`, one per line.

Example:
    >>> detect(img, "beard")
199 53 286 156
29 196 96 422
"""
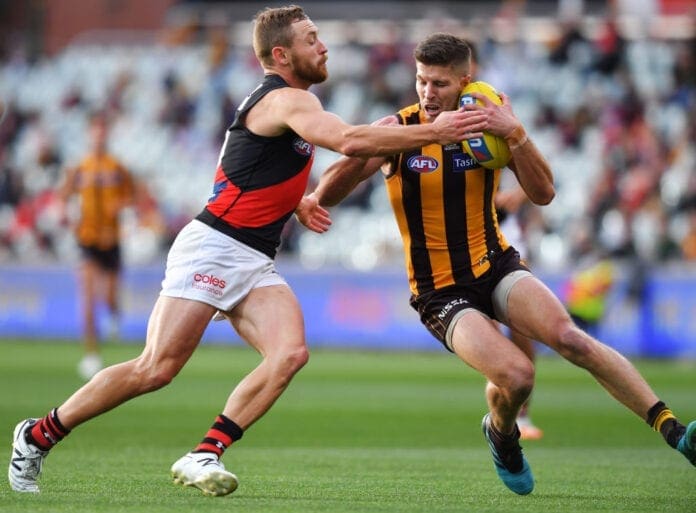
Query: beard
291 54 328 84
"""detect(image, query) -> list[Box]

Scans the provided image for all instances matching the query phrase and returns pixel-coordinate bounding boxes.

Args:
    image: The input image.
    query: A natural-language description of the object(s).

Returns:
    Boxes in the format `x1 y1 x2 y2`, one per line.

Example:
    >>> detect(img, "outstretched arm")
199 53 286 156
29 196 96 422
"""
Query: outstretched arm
274 88 487 158
295 115 397 232
312 115 398 207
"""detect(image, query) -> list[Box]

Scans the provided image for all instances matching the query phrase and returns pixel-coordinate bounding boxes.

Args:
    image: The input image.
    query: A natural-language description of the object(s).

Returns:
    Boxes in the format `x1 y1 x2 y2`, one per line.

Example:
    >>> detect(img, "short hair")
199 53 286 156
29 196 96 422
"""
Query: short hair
414 33 471 71
253 5 308 67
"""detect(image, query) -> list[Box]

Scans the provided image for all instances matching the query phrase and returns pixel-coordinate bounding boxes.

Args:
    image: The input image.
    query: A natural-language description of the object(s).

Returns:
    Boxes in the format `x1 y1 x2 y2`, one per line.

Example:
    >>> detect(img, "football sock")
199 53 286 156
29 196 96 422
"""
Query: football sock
28 408 70 451
192 414 244 458
486 417 523 472
646 400 685 449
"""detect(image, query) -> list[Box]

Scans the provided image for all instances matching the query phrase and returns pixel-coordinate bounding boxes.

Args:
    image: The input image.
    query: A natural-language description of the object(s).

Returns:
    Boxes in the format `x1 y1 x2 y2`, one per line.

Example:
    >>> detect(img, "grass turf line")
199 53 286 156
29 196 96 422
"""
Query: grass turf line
0 340 694 512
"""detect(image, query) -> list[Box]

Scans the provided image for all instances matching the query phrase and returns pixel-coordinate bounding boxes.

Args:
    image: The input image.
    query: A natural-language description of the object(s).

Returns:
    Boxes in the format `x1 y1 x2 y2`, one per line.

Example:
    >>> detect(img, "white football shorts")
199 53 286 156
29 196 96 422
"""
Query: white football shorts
160 219 287 317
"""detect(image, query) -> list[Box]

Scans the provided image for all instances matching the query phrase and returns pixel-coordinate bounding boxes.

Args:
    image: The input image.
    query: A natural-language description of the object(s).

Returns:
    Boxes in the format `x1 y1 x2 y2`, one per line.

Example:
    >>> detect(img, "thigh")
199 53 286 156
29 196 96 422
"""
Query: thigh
505 274 573 345
451 311 531 385
226 284 305 356
142 295 217 368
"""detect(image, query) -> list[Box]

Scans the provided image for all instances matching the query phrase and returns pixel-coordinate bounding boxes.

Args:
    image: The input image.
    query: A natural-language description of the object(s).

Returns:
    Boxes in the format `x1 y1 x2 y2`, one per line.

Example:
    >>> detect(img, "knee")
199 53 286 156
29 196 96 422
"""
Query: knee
283 346 310 376
270 345 309 384
511 361 535 400
491 359 535 401
132 357 180 393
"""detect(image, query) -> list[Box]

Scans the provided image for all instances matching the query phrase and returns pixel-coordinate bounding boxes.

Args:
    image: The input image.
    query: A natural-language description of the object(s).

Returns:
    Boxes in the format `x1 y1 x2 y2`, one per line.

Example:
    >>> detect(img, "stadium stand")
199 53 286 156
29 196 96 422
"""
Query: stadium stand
0 1 694 275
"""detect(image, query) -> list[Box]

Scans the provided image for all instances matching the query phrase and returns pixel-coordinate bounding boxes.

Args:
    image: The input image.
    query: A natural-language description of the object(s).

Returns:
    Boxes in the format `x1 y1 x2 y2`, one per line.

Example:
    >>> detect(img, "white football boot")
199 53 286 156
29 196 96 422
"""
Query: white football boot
8 419 48 493
171 452 238 497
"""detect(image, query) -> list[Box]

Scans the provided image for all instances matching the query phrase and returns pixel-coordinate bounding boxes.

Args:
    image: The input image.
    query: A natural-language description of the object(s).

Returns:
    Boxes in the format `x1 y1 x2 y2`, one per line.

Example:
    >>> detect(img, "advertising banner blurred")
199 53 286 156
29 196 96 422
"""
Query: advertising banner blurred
0 265 695 358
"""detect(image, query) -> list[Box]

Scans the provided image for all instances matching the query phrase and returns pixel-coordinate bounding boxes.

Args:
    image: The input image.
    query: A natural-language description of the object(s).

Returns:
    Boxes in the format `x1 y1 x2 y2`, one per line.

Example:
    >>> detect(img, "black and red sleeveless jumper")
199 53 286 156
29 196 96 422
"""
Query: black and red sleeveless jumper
196 74 315 258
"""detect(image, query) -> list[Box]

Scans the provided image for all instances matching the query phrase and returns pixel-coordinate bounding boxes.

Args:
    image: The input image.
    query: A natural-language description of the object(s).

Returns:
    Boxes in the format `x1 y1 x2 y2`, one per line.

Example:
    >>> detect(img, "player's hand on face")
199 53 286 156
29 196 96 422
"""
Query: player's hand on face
432 108 486 145
295 193 332 233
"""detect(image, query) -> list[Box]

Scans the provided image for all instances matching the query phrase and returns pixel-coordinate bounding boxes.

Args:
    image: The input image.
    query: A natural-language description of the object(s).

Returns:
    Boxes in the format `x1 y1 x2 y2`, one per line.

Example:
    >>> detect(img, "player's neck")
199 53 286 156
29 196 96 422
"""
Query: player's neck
263 67 311 90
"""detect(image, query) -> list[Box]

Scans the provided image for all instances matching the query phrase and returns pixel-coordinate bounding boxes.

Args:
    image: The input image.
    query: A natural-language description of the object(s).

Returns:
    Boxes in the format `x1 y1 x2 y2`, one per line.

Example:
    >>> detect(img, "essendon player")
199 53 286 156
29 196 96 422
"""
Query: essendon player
9 5 488 496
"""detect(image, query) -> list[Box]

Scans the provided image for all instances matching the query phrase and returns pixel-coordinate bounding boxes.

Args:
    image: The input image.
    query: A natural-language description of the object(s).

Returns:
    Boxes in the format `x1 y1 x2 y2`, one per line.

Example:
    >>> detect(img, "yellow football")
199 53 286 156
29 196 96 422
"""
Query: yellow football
459 81 511 170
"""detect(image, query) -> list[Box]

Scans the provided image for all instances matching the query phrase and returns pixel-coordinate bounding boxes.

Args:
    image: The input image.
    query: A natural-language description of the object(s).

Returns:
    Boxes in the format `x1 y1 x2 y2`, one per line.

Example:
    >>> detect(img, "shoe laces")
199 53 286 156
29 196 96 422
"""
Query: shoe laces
12 447 44 479
23 453 44 478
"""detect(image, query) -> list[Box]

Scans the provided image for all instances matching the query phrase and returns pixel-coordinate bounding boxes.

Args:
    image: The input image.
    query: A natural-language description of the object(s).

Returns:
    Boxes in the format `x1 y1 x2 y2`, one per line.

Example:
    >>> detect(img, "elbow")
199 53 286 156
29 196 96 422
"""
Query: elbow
339 144 361 158
336 127 375 158
337 140 371 158
534 185 555 205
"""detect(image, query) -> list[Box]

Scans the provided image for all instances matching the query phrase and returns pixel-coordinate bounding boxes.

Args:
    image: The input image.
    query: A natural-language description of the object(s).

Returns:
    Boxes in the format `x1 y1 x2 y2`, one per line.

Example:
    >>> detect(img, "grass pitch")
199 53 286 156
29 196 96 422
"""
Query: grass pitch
1 340 695 512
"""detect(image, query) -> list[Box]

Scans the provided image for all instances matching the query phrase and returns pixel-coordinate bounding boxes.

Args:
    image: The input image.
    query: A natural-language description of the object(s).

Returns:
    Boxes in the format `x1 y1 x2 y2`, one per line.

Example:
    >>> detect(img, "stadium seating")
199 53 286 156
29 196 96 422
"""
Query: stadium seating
0 14 694 272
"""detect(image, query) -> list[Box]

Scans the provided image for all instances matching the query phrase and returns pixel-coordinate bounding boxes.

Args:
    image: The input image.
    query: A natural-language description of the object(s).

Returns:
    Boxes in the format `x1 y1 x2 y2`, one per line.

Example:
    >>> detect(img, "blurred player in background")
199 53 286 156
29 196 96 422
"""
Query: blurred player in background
563 257 615 336
58 112 137 380
8 5 487 496
299 32 696 495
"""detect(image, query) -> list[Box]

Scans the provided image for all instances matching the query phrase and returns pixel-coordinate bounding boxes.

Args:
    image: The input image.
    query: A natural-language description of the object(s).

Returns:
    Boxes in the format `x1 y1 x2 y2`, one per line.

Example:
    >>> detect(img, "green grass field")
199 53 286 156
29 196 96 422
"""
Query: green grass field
1 340 695 513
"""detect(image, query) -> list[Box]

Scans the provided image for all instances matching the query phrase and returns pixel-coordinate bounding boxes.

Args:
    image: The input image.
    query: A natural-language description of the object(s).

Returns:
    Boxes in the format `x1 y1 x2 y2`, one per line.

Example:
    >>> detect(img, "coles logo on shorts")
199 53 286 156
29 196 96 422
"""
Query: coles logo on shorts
192 273 226 297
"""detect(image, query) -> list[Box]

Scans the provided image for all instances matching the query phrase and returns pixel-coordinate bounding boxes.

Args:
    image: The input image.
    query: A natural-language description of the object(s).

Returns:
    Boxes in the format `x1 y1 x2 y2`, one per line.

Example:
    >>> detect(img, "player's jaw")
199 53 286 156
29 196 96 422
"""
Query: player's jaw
291 53 328 85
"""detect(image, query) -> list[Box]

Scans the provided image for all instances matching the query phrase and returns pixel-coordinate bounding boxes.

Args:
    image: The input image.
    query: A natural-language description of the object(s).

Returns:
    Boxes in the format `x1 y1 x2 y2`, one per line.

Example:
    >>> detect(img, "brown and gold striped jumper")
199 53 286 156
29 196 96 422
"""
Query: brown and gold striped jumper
65 153 135 250
384 104 510 296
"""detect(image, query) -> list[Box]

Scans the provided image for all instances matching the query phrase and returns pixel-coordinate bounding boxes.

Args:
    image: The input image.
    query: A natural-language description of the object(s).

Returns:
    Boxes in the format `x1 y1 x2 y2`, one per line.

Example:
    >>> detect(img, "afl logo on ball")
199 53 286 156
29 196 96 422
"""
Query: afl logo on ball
407 155 439 174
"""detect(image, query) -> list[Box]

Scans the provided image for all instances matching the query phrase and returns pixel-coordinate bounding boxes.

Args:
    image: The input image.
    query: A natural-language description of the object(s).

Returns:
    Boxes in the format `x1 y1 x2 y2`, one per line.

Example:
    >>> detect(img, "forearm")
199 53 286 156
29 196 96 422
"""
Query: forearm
339 124 437 158
314 156 372 207
506 126 555 205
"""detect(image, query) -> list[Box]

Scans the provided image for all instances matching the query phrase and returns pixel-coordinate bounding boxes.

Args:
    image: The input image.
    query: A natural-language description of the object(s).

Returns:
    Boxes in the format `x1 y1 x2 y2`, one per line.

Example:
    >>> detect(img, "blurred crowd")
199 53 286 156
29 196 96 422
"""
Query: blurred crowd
0 5 694 272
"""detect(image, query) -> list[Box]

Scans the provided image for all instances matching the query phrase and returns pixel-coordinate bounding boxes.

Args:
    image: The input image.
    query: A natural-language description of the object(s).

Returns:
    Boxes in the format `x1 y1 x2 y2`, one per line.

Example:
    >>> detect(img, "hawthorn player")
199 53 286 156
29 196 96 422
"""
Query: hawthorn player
58 112 137 380
298 32 696 495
